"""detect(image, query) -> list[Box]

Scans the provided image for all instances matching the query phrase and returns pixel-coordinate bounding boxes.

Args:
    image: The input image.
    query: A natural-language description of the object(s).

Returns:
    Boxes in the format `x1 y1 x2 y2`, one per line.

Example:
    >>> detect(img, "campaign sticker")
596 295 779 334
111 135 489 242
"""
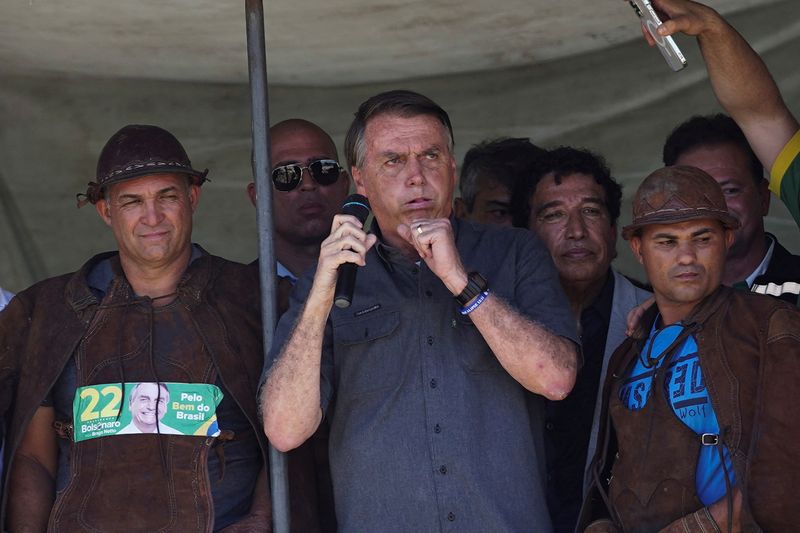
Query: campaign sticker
73 382 223 442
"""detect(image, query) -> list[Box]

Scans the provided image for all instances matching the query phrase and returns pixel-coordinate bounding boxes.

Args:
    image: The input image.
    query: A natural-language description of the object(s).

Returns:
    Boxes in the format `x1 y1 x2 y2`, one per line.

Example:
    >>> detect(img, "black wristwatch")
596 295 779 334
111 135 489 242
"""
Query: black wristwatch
455 272 488 307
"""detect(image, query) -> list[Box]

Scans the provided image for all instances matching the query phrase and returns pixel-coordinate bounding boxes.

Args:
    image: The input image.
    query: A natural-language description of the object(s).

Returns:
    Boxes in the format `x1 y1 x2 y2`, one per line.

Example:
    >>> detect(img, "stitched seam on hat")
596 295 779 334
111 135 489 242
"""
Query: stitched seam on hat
640 206 728 215
101 161 192 181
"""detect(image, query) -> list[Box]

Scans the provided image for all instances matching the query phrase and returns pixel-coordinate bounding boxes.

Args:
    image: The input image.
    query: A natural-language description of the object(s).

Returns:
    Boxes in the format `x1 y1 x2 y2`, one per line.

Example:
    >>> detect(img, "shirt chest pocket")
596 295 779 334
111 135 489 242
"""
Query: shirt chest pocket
333 311 405 397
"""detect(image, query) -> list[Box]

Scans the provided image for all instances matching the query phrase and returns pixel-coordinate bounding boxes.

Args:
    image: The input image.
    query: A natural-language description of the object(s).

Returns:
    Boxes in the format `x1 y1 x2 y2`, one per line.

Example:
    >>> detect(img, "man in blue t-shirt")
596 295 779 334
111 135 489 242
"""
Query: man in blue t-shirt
579 165 800 532
619 325 734 507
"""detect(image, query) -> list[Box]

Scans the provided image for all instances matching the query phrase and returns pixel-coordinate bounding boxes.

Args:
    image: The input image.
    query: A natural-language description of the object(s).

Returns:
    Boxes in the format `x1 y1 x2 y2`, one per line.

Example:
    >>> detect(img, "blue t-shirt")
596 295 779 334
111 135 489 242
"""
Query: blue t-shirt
619 320 735 506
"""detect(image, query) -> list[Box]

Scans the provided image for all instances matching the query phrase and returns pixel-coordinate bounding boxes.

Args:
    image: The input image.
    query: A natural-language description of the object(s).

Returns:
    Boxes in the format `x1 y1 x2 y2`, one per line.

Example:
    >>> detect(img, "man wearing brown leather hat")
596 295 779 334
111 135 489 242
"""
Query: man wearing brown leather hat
0 124 271 532
578 166 800 532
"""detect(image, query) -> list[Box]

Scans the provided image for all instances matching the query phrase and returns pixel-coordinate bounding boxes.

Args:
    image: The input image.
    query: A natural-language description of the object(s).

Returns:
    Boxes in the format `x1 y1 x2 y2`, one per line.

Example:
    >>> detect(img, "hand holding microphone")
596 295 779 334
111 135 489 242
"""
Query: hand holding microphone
332 194 372 308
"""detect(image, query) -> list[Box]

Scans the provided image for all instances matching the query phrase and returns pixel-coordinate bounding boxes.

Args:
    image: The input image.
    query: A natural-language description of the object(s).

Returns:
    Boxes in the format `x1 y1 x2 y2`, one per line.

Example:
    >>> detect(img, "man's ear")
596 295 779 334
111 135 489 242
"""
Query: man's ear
453 197 469 219
758 178 771 217
724 228 735 249
339 170 353 195
352 166 367 195
95 198 112 227
629 236 644 265
610 224 619 260
246 182 257 207
188 184 202 212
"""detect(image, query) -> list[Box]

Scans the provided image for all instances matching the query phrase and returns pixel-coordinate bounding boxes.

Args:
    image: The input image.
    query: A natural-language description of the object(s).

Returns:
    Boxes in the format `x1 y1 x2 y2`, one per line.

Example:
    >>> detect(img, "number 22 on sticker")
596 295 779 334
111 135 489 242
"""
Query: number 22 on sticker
79 385 123 421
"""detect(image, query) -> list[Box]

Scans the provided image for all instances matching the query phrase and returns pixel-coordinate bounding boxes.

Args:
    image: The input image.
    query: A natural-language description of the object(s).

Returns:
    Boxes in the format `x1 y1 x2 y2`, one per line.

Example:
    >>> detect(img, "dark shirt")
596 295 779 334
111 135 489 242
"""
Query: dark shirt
274 218 579 532
751 233 800 306
545 271 615 533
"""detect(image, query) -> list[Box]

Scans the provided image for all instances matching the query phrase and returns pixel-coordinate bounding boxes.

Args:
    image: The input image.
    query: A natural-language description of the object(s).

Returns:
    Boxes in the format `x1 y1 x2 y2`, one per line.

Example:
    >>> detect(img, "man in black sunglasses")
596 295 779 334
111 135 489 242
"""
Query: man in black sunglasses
247 119 351 283
248 118 345 532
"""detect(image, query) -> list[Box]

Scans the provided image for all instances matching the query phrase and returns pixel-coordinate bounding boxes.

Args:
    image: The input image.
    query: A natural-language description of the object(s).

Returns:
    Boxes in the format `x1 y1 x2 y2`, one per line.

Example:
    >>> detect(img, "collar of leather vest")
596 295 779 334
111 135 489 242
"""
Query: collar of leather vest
64 246 215 315
633 285 732 340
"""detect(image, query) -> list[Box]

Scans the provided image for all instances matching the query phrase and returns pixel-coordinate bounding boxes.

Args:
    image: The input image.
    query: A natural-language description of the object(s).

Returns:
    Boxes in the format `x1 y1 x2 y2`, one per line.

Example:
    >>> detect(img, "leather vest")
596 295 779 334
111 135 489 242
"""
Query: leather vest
578 286 800 532
49 273 218 532
1 251 268 530
608 343 704 532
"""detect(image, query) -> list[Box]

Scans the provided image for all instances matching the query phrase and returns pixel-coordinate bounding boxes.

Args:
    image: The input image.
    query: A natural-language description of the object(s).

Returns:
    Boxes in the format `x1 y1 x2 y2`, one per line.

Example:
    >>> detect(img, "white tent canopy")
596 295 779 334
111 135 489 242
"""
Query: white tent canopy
1 0 798 290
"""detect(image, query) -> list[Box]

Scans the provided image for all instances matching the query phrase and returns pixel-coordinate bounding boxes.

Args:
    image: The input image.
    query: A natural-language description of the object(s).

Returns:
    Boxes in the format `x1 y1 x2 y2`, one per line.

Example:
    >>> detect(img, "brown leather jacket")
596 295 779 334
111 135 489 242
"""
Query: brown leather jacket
0 250 269 530
578 286 800 532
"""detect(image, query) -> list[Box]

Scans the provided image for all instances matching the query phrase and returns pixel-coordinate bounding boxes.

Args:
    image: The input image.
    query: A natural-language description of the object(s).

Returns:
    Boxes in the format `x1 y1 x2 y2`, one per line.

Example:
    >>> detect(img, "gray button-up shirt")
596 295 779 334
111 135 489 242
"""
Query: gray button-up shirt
273 218 578 532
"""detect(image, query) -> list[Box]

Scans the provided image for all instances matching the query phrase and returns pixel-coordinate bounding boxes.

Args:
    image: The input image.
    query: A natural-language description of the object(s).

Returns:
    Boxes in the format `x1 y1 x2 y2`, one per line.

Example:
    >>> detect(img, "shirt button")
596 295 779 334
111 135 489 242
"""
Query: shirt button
439 465 447 475
425 289 433 297
411 267 419 275
434 424 441 434
447 512 456 522
427 336 434 346
545 421 554 431
430 379 438 389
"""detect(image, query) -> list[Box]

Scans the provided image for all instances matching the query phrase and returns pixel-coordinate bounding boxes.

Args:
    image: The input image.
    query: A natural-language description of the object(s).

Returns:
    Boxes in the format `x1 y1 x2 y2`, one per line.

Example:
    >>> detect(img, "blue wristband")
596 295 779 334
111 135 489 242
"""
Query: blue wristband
459 289 490 315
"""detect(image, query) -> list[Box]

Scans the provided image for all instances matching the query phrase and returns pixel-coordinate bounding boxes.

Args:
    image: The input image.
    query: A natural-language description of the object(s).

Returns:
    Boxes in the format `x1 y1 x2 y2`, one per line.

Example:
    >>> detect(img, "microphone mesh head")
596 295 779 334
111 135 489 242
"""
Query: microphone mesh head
341 193 371 223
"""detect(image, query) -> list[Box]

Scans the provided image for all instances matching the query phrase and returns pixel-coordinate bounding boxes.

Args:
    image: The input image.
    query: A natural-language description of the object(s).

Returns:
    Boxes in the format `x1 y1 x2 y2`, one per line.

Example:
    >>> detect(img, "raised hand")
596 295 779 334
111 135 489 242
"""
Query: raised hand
397 218 468 295
650 0 721 39
313 214 378 301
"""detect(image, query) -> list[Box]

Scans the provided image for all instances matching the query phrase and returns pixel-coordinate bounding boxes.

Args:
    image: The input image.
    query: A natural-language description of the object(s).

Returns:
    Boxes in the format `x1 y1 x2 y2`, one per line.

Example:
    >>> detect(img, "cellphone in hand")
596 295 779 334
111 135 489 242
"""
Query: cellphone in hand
628 0 687 72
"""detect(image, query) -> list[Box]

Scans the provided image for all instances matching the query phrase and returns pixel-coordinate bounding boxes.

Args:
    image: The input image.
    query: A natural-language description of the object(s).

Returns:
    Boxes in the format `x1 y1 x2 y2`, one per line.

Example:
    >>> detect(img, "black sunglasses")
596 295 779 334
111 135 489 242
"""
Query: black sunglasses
271 159 343 192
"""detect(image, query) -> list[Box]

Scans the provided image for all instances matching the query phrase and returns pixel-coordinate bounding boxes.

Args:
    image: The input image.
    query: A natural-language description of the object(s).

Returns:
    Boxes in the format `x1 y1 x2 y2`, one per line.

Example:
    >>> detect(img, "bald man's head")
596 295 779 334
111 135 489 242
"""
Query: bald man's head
269 119 339 159
248 118 351 273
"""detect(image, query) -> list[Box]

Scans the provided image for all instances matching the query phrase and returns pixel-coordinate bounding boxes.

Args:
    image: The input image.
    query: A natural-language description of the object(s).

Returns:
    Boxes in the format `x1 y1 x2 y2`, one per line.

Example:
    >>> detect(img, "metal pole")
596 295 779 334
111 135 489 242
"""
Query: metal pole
244 1 290 532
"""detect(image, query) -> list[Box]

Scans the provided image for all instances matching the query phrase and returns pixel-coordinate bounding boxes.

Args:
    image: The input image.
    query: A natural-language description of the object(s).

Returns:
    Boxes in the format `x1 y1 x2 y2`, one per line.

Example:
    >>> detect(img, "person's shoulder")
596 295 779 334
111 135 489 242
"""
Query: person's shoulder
18 250 120 300
767 236 800 270
198 250 255 272
117 423 138 435
198 251 260 288
724 291 800 358
728 288 799 322
611 269 652 303
195 252 261 317
0 257 103 344
455 218 543 251
159 422 182 435
11 269 84 309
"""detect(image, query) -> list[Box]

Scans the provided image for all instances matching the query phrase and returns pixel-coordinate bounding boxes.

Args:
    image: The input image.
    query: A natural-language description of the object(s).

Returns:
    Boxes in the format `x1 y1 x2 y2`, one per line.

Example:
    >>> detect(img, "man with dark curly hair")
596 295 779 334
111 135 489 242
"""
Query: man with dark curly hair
513 146 651 533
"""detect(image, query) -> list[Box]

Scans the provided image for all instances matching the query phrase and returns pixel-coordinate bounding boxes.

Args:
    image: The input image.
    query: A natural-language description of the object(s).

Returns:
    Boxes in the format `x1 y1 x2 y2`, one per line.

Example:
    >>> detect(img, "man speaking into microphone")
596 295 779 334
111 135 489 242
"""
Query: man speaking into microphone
262 90 579 532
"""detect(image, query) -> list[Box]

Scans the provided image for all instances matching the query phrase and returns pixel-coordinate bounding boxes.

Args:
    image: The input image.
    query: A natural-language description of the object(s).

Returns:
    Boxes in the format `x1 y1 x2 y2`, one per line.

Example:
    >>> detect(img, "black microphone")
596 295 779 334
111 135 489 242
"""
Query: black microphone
334 194 371 309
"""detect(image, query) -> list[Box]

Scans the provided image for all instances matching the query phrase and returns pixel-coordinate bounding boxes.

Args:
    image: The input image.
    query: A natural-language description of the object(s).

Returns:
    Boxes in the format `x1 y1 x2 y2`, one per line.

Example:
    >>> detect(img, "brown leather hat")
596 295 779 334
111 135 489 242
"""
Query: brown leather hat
622 165 740 240
78 124 208 206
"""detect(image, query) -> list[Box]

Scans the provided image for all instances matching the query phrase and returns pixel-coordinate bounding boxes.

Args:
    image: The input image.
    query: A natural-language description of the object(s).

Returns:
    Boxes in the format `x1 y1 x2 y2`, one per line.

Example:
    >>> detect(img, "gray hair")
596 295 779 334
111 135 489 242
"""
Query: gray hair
344 89 454 170
459 137 546 210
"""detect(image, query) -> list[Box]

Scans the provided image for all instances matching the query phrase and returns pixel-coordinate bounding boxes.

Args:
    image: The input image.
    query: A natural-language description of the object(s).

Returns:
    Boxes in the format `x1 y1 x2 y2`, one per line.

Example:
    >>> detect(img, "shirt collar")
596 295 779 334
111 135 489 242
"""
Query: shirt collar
276 261 298 283
88 244 204 296
744 234 775 288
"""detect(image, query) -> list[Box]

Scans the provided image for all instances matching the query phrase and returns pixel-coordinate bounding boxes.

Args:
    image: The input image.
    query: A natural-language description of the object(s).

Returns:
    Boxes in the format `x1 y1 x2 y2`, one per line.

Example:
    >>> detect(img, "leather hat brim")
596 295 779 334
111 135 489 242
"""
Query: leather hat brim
622 207 740 240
